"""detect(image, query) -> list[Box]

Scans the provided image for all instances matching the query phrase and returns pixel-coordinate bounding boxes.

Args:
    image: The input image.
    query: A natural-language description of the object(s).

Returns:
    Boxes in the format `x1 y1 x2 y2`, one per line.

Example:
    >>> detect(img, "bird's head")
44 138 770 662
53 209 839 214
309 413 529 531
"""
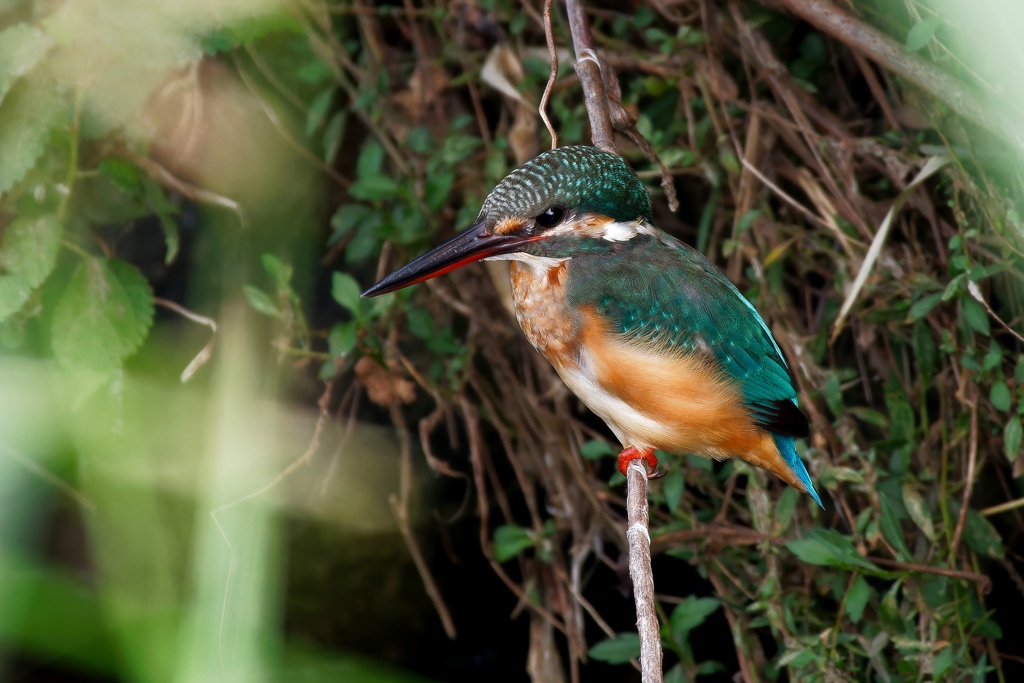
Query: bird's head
361 146 652 297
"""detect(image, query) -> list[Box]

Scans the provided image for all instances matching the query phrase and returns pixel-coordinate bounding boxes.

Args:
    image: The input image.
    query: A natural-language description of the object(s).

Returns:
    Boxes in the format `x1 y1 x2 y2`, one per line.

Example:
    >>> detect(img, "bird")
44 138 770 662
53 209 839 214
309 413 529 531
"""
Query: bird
361 146 822 508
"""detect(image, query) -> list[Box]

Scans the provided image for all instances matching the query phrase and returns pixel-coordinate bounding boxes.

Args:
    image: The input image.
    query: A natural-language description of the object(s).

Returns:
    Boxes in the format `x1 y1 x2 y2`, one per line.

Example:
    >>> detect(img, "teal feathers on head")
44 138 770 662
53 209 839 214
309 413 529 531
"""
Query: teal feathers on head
478 146 653 225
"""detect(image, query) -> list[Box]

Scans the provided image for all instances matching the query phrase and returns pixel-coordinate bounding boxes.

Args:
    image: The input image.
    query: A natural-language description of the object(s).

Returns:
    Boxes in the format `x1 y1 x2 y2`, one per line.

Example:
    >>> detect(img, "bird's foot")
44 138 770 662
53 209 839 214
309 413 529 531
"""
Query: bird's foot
617 446 665 480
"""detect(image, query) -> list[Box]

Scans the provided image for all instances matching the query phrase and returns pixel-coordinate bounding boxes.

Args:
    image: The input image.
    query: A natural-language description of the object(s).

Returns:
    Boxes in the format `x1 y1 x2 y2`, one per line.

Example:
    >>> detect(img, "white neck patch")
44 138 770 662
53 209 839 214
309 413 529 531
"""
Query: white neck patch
598 218 658 242
484 252 571 275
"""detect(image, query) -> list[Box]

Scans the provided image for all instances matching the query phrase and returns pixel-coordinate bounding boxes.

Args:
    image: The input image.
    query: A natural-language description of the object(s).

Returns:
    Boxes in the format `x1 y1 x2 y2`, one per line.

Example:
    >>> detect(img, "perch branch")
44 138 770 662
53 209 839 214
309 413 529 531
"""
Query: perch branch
565 0 615 154
626 460 663 683
564 1 662 679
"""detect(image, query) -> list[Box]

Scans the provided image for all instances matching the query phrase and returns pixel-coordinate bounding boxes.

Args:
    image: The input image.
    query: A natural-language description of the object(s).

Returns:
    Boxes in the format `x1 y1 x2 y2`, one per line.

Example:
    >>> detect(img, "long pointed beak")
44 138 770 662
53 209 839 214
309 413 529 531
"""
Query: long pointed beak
361 220 535 297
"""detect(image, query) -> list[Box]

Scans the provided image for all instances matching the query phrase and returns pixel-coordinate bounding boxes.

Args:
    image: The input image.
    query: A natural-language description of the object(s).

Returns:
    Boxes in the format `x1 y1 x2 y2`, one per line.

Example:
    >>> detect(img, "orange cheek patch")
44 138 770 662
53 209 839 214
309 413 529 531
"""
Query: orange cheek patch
492 216 528 235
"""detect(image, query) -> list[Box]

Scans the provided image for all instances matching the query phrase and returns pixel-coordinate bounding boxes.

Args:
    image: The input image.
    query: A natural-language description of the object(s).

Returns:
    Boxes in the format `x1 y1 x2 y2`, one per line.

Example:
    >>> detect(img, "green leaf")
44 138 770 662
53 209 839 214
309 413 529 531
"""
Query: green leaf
588 633 640 664
200 10 303 54
951 503 1004 559
305 88 333 137
786 529 880 572
0 211 62 322
902 483 936 541
98 157 143 194
331 272 364 318
822 372 843 416
771 486 799 536
913 322 936 384
424 170 454 211
323 111 346 164
405 308 435 340
904 16 941 53
243 285 280 318
982 343 1003 371
580 439 615 460
492 525 534 562
664 664 686 683
846 575 871 624
849 407 888 428
990 381 1012 412
961 298 990 336
260 254 293 289
669 596 719 637
907 292 943 322
0 81 66 192
328 321 357 359
662 468 684 513
51 258 154 374
879 495 910 560
0 23 52 104
329 204 373 245
932 645 953 678
736 209 761 234
357 139 385 178
1004 419 1022 463
348 175 399 201
778 647 817 668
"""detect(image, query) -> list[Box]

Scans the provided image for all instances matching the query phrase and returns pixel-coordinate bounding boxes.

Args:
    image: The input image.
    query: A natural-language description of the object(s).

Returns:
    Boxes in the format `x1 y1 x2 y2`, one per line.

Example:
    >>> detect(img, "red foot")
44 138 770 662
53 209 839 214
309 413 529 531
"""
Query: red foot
617 446 665 479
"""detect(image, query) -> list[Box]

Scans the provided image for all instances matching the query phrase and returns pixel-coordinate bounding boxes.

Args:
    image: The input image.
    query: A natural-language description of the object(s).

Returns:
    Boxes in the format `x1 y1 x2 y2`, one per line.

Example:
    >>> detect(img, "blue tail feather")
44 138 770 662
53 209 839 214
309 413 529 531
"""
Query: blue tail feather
773 433 823 509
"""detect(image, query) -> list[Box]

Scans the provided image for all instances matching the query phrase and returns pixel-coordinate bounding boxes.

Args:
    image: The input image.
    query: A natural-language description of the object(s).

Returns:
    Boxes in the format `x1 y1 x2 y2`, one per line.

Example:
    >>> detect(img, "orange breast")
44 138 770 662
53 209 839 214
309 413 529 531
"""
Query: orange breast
509 260 578 369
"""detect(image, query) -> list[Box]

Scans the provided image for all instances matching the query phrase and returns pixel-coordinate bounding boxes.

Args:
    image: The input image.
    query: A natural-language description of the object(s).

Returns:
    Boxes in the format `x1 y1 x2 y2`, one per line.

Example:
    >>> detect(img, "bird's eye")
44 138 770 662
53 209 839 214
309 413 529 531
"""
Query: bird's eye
536 207 565 229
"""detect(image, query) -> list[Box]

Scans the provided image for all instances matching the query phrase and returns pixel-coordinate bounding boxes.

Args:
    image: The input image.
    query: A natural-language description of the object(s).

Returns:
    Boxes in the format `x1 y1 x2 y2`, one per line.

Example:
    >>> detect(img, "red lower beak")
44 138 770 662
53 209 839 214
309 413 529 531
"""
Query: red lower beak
361 220 535 297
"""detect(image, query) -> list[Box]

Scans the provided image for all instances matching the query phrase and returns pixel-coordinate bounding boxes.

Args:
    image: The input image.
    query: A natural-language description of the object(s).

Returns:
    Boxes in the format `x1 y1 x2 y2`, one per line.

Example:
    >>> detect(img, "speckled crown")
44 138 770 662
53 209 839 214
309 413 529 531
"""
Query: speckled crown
478 146 652 225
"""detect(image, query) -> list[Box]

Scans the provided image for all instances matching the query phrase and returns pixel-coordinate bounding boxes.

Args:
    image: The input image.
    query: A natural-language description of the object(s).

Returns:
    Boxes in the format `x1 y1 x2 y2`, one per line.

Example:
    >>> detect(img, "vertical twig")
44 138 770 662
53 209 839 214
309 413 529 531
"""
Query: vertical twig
626 460 663 683
563 0 662 679
540 0 559 149
565 0 616 154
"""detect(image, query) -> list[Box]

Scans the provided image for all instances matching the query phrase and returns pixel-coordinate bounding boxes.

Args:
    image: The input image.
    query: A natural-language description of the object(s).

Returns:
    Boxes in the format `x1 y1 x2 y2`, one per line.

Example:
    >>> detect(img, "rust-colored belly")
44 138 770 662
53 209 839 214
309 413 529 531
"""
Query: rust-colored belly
509 260 578 369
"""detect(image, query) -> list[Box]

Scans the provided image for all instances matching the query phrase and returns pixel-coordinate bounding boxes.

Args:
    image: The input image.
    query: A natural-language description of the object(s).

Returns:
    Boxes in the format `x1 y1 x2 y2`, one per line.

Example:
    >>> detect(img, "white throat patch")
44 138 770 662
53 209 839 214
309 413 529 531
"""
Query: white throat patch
484 252 571 274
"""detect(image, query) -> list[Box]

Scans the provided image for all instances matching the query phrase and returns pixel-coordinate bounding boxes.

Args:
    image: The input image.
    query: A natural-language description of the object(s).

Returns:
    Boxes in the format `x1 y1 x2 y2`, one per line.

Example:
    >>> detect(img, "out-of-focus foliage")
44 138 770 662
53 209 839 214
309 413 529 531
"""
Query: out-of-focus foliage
1 0 1023 682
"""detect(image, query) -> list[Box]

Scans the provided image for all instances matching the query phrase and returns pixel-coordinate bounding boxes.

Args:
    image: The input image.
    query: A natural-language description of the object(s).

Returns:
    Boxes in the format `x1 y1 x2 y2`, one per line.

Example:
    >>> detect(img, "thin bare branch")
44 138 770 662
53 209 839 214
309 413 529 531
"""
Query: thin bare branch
540 0 559 149
626 460 663 683
565 0 615 154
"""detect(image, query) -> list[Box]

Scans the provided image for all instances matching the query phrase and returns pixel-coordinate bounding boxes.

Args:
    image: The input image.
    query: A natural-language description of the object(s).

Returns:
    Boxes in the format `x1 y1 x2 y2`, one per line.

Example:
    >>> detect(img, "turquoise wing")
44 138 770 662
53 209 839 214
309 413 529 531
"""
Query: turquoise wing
565 231 808 438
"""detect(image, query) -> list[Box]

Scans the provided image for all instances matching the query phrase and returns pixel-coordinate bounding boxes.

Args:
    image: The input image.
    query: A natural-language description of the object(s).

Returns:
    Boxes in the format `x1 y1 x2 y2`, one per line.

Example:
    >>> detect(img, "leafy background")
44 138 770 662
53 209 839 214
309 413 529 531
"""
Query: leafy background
0 0 1022 681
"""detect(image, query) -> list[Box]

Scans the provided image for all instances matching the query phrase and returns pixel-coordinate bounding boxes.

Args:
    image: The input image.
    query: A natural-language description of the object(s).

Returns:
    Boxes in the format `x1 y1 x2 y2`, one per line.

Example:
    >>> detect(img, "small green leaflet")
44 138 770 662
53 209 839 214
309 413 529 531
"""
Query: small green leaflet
950 502 1004 559
904 16 941 53
669 596 719 638
1004 419 1022 463
0 211 62 322
492 525 534 562
580 439 615 460
845 575 871 624
0 81 67 193
588 633 640 664
786 528 882 573
662 467 684 513
990 381 1012 412
0 23 52 104
51 257 155 374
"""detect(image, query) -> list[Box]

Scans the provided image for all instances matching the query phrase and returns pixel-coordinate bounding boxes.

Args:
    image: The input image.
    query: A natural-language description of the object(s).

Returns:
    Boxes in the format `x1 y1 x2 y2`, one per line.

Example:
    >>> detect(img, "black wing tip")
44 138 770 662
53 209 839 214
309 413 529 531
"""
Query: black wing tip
759 399 809 438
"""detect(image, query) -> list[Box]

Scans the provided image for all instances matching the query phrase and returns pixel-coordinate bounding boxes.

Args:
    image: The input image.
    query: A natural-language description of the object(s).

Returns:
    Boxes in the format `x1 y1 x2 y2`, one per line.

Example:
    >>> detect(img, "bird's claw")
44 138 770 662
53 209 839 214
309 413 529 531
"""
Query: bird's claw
617 446 663 479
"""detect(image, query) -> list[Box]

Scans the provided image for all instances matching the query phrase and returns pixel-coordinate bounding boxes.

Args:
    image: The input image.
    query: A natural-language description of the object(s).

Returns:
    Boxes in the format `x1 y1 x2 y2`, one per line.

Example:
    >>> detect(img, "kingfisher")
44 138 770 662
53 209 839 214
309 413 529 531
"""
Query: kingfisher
362 146 822 508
